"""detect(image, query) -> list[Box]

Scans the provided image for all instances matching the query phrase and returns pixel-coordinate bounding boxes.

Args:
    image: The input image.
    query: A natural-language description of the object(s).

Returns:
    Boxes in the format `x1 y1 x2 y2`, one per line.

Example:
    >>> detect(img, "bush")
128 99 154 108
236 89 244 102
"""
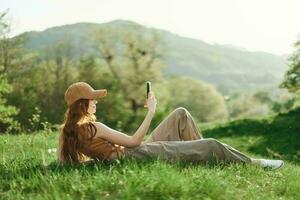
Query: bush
166 76 228 122
0 69 21 134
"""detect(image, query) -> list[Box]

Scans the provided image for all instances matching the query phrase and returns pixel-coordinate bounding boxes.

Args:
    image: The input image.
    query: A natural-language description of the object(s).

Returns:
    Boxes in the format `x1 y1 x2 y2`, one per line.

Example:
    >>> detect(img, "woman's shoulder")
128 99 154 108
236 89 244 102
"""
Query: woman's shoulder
90 121 109 137
81 122 110 142
91 121 104 127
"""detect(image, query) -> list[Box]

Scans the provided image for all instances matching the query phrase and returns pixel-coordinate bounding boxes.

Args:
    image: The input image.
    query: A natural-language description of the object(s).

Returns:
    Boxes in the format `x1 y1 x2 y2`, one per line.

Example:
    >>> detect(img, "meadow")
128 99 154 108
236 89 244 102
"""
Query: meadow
1 108 300 200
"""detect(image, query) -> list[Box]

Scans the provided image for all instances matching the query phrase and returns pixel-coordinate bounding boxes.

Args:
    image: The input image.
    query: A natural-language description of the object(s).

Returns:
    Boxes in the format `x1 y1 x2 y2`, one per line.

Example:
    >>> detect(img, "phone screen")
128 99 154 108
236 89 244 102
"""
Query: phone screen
147 81 151 99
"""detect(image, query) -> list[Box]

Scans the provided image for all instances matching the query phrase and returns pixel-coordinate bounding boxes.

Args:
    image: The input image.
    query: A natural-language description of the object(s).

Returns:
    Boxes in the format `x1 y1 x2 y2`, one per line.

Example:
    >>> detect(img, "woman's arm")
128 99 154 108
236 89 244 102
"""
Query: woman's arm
132 110 154 145
94 91 156 147
93 111 154 148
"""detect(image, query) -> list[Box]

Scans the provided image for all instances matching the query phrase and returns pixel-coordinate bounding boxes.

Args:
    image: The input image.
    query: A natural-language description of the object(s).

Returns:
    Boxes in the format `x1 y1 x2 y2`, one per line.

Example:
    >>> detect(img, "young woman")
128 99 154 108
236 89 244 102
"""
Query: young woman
58 82 284 170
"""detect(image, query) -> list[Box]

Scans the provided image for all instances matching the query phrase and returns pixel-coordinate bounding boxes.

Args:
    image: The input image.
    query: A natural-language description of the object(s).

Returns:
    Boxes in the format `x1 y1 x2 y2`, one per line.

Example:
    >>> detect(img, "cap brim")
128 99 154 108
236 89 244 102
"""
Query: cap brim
92 89 107 99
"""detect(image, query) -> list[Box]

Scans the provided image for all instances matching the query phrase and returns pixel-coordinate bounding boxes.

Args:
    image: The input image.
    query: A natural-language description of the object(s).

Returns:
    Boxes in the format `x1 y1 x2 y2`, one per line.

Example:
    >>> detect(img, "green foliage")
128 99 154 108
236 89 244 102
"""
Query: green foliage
226 89 300 119
0 69 20 133
78 56 101 86
5 39 79 129
166 76 228 122
28 106 41 132
226 92 270 119
25 106 56 134
253 90 273 104
271 92 300 113
280 37 300 92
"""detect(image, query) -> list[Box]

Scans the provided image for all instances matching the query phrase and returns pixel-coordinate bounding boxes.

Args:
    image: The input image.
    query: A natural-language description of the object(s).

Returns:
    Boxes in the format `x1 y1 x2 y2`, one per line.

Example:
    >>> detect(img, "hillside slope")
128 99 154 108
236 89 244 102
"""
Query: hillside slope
202 107 300 164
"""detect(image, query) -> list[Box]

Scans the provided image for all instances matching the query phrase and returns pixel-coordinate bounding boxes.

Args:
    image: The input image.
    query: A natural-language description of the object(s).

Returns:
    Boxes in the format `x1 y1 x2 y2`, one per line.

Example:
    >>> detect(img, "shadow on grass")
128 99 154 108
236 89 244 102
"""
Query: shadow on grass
43 157 234 172
1 156 249 182
203 108 300 164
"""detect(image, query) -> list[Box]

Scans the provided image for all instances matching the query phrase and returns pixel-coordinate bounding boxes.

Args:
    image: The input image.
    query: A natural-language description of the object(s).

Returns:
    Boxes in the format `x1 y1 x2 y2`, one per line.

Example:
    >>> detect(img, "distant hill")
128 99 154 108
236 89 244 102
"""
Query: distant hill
16 20 288 94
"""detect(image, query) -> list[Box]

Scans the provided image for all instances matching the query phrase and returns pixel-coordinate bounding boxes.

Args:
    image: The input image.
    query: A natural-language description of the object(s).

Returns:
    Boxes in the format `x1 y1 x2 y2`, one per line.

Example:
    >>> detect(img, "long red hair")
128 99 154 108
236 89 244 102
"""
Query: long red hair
58 98 97 165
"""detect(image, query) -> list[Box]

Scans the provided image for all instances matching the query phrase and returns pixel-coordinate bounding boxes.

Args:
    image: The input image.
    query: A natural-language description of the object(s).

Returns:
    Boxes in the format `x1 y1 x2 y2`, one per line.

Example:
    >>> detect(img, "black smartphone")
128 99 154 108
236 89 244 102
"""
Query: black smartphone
146 81 151 99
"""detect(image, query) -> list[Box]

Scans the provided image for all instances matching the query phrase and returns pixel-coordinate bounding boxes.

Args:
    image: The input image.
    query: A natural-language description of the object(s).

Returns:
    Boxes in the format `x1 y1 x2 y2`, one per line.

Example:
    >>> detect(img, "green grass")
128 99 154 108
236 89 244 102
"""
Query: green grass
200 108 300 164
1 108 300 199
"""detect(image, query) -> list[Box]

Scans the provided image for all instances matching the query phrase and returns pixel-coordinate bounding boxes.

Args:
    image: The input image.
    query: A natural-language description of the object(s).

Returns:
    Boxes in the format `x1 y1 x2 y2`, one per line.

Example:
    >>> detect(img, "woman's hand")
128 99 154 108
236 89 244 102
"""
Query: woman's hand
147 91 157 114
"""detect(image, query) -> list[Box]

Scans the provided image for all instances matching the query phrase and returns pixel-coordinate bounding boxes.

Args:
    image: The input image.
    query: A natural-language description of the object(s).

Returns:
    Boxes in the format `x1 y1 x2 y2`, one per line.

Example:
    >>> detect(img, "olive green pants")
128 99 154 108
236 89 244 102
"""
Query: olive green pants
124 107 252 164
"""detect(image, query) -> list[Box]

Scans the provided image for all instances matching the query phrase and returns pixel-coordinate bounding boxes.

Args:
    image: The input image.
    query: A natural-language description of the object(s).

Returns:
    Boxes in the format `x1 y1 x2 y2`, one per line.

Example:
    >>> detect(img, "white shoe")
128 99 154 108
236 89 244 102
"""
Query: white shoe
260 159 284 170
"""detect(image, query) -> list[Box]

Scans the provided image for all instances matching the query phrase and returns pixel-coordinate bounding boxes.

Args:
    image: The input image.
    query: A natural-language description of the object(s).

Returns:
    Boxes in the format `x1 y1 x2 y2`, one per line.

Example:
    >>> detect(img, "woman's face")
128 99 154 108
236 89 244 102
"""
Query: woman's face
88 99 98 114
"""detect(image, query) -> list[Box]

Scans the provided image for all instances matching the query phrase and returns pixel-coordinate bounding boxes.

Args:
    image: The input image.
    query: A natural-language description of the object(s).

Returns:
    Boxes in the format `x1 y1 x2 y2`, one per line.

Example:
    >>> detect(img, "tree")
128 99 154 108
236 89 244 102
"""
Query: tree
6 39 78 128
37 39 78 123
0 10 20 133
226 92 270 119
92 24 167 129
280 37 300 92
78 55 102 86
0 68 21 133
167 76 228 122
0 10 26 74
0 10 10 73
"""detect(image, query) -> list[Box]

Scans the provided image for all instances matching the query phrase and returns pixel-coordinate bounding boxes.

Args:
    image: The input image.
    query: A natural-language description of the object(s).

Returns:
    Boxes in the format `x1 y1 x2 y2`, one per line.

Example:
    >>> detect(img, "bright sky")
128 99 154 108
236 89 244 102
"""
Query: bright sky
1 0 300 55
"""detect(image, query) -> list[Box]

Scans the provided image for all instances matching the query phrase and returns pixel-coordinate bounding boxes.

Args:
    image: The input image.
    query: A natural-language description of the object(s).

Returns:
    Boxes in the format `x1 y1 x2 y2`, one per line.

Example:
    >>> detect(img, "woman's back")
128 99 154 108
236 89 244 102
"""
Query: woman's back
58 123 125 164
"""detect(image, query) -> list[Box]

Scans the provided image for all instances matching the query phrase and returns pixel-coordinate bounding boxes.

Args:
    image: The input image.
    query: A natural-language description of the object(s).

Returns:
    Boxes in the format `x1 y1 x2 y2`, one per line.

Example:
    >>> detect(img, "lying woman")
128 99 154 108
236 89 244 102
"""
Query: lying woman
58 82 284 170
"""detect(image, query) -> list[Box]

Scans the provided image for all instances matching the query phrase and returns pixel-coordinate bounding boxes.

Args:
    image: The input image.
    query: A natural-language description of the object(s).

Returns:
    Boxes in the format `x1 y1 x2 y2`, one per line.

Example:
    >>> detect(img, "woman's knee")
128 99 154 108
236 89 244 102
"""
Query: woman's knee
175 107 188 117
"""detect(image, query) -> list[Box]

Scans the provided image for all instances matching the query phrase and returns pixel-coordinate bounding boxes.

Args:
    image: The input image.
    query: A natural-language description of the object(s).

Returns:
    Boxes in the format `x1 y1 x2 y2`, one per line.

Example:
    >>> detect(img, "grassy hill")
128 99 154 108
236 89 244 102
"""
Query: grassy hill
1 108 299 199
17 20 288 94
201 107 300 164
